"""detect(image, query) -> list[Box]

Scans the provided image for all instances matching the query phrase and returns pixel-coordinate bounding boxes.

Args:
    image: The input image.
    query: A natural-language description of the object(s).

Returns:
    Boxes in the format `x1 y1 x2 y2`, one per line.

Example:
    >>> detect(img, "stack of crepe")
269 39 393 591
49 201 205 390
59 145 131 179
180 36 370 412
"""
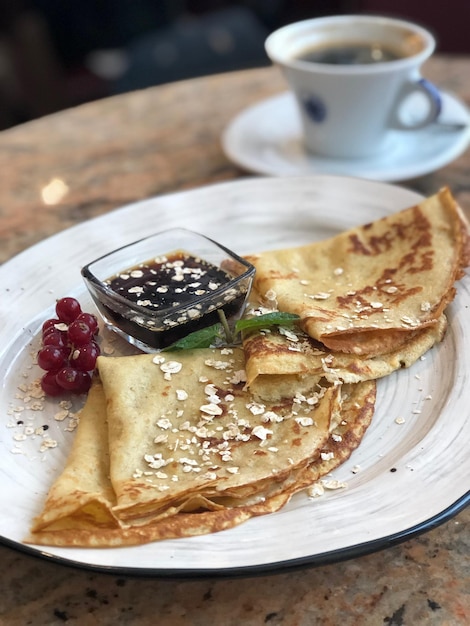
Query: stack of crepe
27 187 470 548
27 349 375 547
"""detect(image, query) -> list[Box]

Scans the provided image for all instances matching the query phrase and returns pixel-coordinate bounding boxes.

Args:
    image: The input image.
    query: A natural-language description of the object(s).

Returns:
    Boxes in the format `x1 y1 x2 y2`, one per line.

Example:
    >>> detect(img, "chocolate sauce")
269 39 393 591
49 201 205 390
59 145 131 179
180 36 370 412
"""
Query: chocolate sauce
99 251 248 350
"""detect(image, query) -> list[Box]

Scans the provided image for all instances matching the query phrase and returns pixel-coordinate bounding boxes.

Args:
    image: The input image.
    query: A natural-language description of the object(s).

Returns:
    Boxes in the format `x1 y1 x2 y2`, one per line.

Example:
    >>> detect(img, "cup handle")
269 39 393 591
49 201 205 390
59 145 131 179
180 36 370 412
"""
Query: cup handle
389 78 442 130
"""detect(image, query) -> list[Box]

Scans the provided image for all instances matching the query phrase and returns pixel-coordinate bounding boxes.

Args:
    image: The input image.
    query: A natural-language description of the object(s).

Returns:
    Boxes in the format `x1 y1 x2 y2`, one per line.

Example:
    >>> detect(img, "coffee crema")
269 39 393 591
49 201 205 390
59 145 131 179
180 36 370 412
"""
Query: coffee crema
294 41 406 65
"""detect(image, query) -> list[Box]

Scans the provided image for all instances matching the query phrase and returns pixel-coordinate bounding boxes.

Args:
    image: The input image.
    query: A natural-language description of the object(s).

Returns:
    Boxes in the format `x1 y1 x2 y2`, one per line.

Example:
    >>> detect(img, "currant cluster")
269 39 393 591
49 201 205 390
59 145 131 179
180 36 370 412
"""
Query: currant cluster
38 297 100 396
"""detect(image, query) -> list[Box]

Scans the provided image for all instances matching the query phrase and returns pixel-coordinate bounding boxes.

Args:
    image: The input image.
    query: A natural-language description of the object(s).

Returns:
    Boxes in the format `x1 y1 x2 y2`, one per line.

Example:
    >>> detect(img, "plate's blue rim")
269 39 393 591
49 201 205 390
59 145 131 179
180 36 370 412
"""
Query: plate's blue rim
1 491 468 580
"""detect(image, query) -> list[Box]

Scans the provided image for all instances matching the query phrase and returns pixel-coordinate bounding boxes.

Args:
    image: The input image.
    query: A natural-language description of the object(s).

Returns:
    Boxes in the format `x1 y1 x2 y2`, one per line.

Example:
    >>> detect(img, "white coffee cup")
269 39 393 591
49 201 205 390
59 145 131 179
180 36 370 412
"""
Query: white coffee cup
265 15 442 158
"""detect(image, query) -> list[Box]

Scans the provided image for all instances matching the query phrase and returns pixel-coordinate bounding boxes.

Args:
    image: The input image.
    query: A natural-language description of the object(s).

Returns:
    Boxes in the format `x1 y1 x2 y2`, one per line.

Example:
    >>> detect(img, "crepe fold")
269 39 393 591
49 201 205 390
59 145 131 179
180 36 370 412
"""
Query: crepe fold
242 313 447 402
26 349 375 547
245 188 470 357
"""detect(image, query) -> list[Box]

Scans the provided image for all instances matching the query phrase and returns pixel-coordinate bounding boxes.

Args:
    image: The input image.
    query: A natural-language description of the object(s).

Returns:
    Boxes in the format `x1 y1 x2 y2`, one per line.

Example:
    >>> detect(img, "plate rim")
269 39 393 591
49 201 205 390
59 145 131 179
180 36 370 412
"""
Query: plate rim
1 492 467 579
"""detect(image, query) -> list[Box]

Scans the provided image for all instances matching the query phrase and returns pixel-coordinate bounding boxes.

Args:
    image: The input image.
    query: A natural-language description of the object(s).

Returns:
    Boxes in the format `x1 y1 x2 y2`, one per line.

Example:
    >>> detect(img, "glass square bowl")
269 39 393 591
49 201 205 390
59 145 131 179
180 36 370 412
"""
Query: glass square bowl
81 228 255 352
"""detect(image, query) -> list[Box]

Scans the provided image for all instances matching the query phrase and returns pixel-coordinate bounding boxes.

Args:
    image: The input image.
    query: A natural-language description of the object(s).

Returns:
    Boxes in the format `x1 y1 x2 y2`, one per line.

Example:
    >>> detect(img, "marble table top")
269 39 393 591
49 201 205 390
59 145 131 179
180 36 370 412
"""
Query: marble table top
0 58 469 625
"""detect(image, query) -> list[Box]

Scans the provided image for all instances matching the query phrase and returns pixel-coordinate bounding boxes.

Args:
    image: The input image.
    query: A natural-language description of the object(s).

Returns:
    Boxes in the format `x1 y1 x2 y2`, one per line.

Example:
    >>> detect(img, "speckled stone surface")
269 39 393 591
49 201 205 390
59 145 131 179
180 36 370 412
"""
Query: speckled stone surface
0 59 469 625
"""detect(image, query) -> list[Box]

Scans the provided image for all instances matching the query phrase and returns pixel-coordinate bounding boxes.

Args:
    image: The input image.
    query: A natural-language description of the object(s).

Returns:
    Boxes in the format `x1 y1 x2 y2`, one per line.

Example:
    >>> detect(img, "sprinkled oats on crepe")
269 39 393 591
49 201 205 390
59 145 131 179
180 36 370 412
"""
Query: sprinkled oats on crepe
242 309 447 402
26 349 375 547
246 187 470 357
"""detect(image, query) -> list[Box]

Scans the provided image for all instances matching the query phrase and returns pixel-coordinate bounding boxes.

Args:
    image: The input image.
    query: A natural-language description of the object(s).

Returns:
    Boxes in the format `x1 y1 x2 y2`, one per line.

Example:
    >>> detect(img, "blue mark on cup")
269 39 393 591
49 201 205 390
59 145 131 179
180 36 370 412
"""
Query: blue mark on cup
418 78 442 117
303 95 327 123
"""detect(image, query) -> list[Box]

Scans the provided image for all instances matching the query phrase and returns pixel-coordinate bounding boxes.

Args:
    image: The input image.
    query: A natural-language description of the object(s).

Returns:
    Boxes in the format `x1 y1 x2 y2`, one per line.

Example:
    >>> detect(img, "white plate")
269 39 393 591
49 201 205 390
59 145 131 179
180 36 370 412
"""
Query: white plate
222 92 470 182
1 175 469 577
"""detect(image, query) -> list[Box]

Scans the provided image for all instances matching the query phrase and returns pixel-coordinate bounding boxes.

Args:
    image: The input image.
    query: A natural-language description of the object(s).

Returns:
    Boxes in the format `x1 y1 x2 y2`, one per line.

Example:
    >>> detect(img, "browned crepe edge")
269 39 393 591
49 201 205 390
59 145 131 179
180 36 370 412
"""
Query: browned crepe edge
26 380 376 548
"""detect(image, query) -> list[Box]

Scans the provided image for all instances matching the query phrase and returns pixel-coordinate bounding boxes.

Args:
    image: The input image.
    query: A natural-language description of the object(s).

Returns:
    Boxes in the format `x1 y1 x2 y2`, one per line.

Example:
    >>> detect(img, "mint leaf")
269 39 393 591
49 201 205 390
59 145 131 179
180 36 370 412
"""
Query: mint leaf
162 312 301 352
162 323 224 351
235 312 300 332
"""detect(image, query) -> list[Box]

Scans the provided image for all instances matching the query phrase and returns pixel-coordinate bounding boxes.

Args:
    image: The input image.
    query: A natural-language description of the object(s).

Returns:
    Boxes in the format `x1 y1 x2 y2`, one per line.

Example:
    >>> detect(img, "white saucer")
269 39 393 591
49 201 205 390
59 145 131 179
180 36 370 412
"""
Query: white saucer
222 91 470 181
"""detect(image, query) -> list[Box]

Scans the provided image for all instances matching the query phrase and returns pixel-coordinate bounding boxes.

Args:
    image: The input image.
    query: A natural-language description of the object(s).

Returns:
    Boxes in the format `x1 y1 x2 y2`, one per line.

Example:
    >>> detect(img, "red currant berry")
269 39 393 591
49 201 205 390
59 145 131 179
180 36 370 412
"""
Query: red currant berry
70 342 100 372
37 345 68 372
56 297 82 324
55 367 81 391
67 320 93 346
42 329 67 349
76 312 99 335
42 318 62 335
40 371 64 396
75 371 92 394
56 367 91 393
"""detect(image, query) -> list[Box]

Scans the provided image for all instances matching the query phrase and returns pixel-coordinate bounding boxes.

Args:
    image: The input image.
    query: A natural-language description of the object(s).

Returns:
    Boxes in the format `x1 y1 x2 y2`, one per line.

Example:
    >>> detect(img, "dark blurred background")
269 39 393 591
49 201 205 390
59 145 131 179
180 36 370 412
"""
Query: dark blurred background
0 0 468 130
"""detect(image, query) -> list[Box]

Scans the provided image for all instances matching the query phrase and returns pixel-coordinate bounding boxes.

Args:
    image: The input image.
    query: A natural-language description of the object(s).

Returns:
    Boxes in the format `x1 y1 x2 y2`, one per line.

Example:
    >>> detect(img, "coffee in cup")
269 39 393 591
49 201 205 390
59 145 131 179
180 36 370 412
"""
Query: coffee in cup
265 15 442 158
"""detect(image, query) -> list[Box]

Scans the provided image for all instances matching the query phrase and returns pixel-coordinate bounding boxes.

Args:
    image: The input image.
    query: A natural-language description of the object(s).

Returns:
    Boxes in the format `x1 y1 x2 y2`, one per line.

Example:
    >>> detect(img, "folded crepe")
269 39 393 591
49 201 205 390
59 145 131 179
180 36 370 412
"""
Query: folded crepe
98 349 337 522
245 188 470 357
242 303 447 402
27 349 376 547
